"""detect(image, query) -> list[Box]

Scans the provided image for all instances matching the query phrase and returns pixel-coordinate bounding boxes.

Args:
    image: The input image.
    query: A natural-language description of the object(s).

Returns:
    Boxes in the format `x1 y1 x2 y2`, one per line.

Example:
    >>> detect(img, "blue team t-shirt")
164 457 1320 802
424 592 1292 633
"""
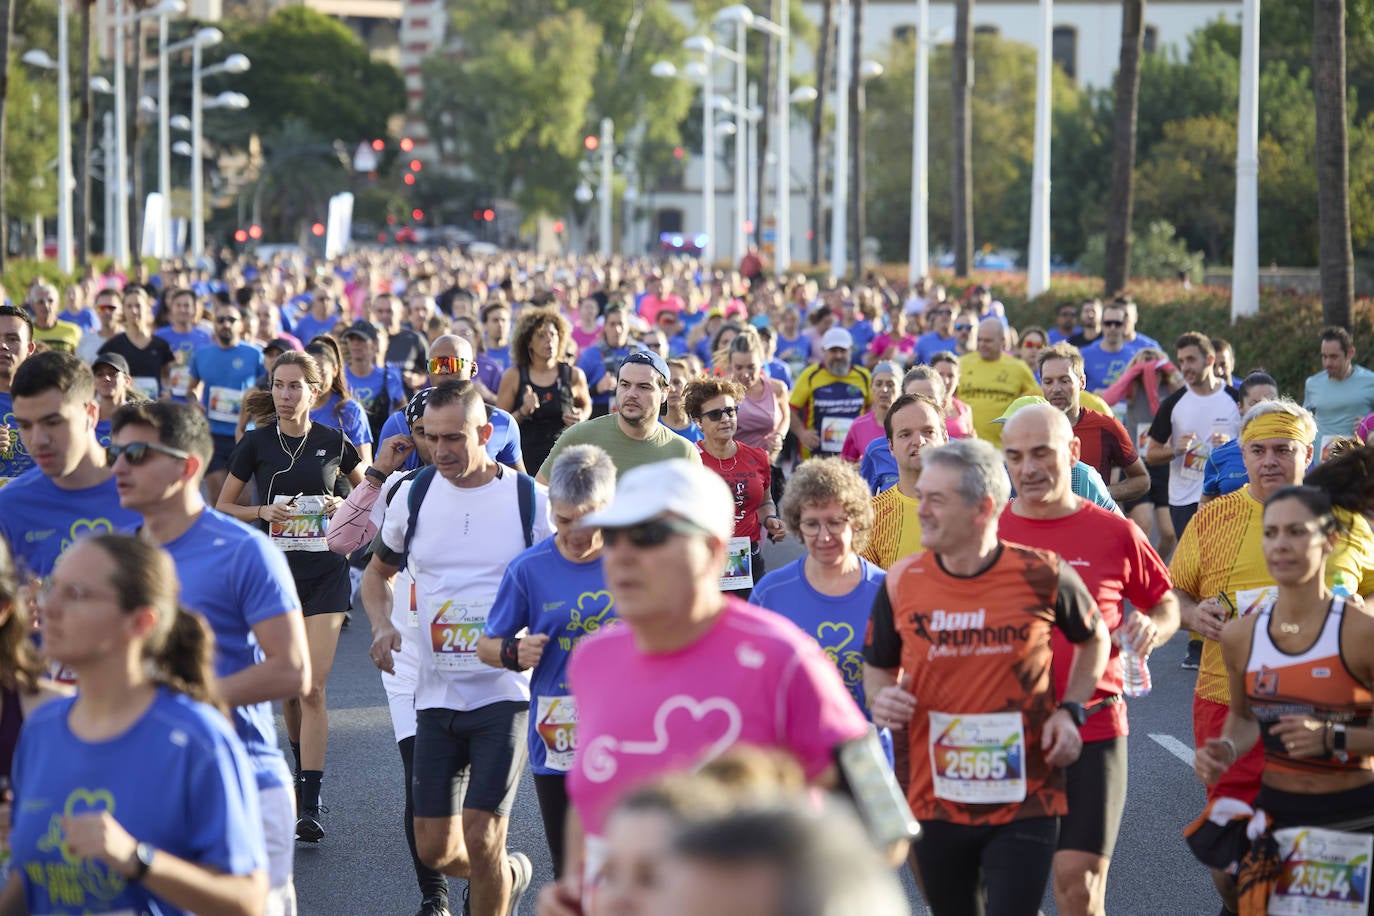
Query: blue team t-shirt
59 307 98 333
1080 339 1148 391
376 406 523 471
914 331 958 366
847 320 876 360
311 394 373 450
292 313 339 344
11 688 266 915
345 365 406 420
751 556 887 710
577 343 634 407
860 436 899 494
0 470 140 577
155 326 213 402
190 343 264 437
663 420 704 444
164 508 299 790
1202 438 1248 498
0 392 35 479
775 332 812 380
484 536 618 775
486 345 512 370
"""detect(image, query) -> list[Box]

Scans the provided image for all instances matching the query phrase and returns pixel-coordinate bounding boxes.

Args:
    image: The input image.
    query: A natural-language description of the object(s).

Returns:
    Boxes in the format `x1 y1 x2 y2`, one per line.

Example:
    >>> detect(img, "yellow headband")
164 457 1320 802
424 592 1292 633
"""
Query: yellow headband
1242 413 1310 445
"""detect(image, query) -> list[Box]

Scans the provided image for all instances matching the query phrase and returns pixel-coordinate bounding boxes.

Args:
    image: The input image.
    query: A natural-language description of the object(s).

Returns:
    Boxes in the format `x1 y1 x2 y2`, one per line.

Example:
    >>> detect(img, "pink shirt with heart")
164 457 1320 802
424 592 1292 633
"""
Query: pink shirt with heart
567 597 869 840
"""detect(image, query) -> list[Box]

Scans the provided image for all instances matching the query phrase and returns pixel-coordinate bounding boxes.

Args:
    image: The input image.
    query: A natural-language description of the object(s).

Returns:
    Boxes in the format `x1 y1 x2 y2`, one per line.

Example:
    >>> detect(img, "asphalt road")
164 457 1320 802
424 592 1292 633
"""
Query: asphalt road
290 537 1221 915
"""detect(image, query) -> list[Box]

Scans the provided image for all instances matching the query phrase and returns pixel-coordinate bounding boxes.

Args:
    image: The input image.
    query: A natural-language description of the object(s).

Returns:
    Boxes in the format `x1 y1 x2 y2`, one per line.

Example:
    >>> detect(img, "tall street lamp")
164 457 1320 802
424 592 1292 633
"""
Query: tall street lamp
183 30 249 260
830 0 852 280
1026 0 1054 297
21 39 73 274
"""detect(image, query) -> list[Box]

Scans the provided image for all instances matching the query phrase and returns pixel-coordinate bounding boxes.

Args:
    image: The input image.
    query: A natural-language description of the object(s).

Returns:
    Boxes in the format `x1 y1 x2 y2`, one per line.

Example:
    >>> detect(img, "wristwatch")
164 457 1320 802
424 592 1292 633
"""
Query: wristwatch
1333 723 1349 753
1058 701 1087 728
130 841 155 882
364 466 388 486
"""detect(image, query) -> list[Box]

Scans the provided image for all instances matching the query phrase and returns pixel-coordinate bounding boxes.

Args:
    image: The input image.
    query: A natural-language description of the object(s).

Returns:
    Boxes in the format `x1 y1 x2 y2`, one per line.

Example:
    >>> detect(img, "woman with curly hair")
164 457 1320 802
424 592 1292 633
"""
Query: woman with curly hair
685 376 784 596
497 307 591 473
751 458 884 712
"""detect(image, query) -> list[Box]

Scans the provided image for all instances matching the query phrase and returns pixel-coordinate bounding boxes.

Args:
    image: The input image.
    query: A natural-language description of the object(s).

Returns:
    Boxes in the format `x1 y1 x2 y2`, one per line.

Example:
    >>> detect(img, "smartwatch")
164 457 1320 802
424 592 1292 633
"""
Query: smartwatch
364 466 388 486
1059 701 1087 728
130 842 155 882
1333 723 1349 753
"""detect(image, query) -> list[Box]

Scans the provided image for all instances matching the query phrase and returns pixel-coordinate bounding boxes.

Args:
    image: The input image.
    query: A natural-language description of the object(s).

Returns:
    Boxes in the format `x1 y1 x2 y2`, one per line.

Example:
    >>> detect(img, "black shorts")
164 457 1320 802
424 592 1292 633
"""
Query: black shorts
1123 462 1169 512
209 433 237 473
914 816 1058 916
412 702 528 819
1059 735 1128 857
293 564 352 617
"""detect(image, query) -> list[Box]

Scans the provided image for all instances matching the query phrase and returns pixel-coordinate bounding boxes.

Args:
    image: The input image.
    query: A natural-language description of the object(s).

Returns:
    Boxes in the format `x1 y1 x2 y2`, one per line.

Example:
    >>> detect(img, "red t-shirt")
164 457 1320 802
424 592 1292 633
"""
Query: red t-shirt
1072 407 1139 480
998 502 1172 742
697 441 772 543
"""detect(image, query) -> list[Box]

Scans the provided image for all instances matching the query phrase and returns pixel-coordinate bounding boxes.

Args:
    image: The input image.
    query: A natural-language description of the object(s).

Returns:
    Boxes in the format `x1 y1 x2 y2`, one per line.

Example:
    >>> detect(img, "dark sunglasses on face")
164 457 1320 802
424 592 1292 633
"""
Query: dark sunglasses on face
106 441 191 466
601 517 708 548
700 405 738 422
428 356 469 375
215 316 239 324
955 323 973 332
1102 320 1124 328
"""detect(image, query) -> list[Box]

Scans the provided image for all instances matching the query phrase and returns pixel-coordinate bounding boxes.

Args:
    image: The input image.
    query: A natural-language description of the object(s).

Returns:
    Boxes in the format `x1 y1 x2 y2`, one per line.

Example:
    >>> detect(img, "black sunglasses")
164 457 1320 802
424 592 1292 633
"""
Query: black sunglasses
215 316 239 324
700 405 738 423
106 441 192 466
601 517 708 548
1102 320 1125 327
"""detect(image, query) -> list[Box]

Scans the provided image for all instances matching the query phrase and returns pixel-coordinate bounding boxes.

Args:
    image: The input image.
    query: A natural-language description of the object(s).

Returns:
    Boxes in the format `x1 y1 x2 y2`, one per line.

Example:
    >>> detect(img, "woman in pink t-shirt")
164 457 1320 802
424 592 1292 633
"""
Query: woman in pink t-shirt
866 308 918 369
570 296 602 354
929 351 977 439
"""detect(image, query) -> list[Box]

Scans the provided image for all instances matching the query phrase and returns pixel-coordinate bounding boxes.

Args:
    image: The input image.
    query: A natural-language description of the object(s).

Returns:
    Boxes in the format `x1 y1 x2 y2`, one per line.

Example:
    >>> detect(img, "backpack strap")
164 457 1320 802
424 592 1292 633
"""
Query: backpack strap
392 464 437 571
517 472 536 549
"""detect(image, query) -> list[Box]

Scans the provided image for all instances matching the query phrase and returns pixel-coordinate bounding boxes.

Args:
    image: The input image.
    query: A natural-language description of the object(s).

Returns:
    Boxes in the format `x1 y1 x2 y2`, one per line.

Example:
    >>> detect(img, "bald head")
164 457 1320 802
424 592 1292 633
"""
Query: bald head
427 334 476 383
1002 403 1079 507
976 317 1005 361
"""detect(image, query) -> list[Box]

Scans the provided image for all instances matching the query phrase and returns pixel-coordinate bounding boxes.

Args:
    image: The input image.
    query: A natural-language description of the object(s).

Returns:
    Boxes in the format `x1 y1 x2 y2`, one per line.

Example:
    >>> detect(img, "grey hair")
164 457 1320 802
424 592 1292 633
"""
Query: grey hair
923 438 1011 508
1242 397 1317 443
548 444 617 508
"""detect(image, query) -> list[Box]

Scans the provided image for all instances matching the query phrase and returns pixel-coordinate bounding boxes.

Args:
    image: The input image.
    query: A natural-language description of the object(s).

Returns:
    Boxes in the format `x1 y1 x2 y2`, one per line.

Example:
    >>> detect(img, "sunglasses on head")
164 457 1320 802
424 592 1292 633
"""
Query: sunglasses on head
700 405 738 422
106 441 191 466
428 356 469 375
601 516 708 549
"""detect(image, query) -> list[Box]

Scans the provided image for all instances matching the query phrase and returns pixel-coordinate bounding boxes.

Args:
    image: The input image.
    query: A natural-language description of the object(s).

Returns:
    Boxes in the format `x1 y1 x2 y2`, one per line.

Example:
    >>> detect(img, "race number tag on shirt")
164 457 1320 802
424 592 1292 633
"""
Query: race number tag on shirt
1179 442 1208 481
168 364 192 398
407 581 419 629
269 495 329 552
535 695 578 772
1235 585 1278 618
1136 422 1151 452
207 386 244 424
1270 826 1372 916
928 711 1028 804
720 536 753 591
132 375 160 400
820 416 854 454
428 596 493 672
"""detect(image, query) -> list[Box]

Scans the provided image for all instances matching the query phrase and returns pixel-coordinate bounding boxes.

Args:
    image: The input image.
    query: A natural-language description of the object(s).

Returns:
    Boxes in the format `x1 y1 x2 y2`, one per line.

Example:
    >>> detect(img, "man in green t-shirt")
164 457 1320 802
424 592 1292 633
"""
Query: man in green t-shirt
537 350 700 482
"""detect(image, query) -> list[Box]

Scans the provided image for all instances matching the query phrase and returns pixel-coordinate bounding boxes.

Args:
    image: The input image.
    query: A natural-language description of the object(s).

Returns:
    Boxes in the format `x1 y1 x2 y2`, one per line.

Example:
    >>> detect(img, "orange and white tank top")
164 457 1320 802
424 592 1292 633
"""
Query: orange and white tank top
1245 597 1374 776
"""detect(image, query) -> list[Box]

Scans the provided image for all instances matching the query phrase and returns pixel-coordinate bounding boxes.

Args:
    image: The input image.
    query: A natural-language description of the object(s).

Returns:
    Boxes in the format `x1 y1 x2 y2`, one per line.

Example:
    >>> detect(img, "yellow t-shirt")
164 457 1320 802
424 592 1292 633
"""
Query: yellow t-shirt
861 485 923 570
33 320 82 354
957 353 1040 449
1171 485 1374 706
1080 391 1114 417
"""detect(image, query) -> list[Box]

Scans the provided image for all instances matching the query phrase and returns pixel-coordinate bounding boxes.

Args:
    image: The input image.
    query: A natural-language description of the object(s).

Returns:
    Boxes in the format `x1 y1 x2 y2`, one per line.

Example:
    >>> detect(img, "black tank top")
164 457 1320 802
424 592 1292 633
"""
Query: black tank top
519 362 575 473
0 682 23 780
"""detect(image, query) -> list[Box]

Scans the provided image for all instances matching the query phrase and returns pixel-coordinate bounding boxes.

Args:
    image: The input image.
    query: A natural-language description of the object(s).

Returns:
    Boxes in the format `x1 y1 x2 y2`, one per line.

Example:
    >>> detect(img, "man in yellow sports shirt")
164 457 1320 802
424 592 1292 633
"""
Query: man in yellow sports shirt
861 393 947 569
959 317 1039 448
1171 397 1374 914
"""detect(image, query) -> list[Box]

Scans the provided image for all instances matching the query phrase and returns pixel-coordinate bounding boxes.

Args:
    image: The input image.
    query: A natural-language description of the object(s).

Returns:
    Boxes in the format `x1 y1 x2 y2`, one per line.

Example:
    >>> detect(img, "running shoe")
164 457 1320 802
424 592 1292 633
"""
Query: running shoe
507 852 532 916
296 806 327 842
415 897 450 916
1181 640 1202 670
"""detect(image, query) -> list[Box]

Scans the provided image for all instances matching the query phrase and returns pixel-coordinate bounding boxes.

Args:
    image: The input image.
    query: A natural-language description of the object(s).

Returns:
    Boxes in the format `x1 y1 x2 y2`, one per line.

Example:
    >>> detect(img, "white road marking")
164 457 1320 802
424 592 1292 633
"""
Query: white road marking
1149 733 1196 767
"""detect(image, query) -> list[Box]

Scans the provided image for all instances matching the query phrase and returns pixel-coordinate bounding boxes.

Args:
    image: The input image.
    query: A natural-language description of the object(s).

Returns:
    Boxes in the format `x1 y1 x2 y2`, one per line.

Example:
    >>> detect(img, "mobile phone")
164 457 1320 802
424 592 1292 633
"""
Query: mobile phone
835 729 921 847
1217 591 1237 619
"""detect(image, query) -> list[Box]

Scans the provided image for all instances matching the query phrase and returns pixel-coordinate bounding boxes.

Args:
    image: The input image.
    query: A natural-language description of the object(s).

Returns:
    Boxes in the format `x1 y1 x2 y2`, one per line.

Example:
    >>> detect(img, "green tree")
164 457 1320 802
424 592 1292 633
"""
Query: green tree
223 8 403 147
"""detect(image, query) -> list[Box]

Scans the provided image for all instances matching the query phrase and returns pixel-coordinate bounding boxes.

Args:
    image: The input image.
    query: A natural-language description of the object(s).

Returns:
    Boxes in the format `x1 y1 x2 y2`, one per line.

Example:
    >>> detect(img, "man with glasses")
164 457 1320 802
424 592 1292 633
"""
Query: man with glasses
362 381 551 916
1047 302 1079 345
108 400 310 916
953 307 979 356
0 351 139 578
186 302 265 503
27 282 81 354
538 459 868 910
76 287 124 366
538 350 698 483
1079 300 1146 393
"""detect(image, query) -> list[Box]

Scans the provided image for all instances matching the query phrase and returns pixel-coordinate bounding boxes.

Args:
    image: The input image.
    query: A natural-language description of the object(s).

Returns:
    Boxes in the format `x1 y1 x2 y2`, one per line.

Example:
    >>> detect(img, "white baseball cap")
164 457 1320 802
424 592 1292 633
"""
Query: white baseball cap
821 327 854 351
581 459 735 542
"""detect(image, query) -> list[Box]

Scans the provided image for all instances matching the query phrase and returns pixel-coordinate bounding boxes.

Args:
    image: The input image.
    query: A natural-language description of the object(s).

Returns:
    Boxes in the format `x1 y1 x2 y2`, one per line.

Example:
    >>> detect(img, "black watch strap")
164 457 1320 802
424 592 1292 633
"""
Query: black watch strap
364 466 387 485
1059 701 1087 728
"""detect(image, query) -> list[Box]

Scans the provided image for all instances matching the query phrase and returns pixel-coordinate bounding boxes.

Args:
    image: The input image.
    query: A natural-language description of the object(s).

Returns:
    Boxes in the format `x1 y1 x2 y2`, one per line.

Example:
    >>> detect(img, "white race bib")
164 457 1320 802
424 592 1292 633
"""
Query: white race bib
820 416 854 453
207 385 244 424
928 711 1028 804
1235 585 1278 619
719 536 753 591
535 694 578 772
1179 441 1209 481
428 596 493 672
269 495 329 552
168 364 192 398
132 375 159 400
1270 826 1373 915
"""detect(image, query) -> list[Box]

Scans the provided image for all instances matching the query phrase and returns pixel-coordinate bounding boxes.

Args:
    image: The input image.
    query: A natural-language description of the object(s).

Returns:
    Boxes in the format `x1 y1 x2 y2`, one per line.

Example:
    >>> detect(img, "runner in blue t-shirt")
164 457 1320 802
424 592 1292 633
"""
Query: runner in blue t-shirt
341 320 406 442
304 339 374 465
188 302 264 502
109 400 309 911
0 305 36 481
577 306 636 416
478 443 617 877
0 351 140 577
155 287 214 403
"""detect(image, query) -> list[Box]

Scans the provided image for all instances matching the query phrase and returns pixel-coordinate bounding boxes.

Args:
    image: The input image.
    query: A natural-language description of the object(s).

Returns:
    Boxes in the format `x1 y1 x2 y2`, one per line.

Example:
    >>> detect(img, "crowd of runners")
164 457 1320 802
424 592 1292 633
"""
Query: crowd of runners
0 247 1371 915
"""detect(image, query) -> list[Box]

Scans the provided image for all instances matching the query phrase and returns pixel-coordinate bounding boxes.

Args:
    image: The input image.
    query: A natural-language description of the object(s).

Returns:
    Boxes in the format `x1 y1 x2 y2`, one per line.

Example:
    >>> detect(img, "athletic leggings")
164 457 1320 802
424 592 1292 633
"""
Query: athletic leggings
398 736 448 904
913 816 1058 916
533 773 569 879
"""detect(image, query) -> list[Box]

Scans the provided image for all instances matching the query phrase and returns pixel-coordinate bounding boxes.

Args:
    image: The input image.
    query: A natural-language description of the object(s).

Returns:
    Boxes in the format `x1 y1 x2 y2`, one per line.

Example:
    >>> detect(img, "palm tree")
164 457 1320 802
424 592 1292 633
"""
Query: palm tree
1313 0 1352 330
1103 0 1145 296
951 0 972 277
809 0 832 265
0 0 15 268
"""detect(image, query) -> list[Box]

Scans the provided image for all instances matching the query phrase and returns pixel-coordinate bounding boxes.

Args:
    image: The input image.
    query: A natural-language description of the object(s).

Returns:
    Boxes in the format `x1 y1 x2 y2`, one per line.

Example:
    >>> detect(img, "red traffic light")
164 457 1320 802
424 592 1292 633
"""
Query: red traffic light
409 159 422 172
553 220 565 233
584 135 599 152
483 209 495 222
248 225 263 240
673 146 684 160
403 174 415 186
400 137 414 152
234 229 248 243
412 209 424 221
311 222 325 237
371 138 385 151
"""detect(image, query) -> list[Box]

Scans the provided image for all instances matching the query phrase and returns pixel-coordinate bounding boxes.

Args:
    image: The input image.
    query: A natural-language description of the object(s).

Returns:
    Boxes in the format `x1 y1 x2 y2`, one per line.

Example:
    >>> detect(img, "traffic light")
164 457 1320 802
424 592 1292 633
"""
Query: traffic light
584 135 599 152
412 209 424 221
400 137 414 152
311 222 325 236
483 209 495 222
234 229 248 243
403 174 415 186
409 159 422 172
371 138 385 152
248 225 262 240
553 220 565 233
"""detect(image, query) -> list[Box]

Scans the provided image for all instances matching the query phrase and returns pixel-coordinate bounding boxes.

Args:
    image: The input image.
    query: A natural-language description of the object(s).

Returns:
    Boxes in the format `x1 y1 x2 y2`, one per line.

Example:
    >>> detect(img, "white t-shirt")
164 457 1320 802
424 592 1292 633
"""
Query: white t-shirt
380 467 554 712
1165 387 1241 506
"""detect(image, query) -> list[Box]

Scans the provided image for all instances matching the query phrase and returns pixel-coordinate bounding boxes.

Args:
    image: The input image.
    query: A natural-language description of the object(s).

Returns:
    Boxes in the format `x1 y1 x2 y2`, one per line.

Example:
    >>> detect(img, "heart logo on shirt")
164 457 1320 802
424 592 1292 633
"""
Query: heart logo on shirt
567 591 616 636
581 695 743 784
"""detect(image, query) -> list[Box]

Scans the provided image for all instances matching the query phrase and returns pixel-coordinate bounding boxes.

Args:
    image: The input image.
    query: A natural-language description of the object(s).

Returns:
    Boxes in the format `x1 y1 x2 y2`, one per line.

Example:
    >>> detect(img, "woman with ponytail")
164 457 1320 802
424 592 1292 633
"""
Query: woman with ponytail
2 534 267 915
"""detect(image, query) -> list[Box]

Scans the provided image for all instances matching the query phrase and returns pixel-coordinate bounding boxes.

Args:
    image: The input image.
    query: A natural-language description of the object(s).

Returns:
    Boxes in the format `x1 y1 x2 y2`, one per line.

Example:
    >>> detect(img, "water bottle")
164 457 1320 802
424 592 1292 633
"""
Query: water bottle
1120 643 1153 698
1334 572 1353 600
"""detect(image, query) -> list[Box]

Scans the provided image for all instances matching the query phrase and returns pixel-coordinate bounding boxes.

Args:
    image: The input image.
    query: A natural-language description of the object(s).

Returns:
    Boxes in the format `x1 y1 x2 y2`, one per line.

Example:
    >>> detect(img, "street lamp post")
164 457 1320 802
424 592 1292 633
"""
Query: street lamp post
22 38 73 273
1026 0 1053 297
181 30 248 260
830 0 852 280
909 0 931 283
158 10 172 257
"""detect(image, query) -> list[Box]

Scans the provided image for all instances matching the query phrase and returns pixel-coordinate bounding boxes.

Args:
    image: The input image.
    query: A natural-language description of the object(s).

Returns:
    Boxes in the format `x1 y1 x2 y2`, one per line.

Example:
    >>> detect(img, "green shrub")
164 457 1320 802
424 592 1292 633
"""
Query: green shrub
1077 221 1206 284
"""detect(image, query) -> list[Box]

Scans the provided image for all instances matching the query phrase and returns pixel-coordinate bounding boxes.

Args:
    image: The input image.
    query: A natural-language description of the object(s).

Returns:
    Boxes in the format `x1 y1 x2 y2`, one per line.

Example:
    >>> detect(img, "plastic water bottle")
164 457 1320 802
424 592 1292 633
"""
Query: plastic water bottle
1334 572 1353 600
1120 643 1153 698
